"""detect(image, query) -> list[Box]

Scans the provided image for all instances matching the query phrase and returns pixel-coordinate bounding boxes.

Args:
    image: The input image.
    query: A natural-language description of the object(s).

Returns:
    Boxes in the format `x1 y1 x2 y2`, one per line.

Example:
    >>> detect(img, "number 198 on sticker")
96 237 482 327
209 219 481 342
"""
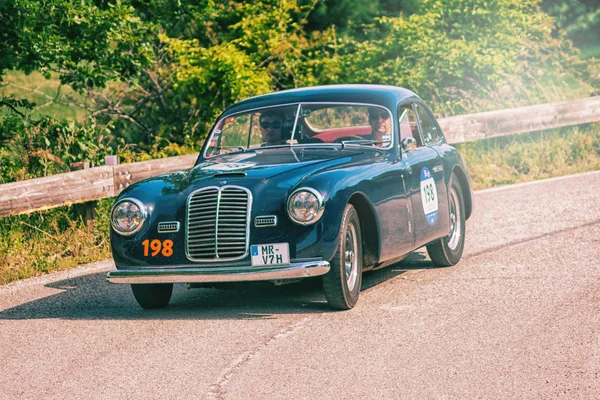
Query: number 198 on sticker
142 239 173 257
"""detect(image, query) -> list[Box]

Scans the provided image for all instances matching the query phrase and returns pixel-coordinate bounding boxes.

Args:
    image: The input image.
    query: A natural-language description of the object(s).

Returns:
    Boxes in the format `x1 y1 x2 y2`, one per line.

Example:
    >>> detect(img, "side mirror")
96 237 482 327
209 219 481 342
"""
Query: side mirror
401 137 417 153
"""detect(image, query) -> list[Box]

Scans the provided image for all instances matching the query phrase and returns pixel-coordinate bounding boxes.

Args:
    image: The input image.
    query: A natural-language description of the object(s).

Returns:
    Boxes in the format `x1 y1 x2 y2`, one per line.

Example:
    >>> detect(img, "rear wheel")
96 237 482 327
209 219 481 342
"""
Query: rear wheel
322 204 363 310
427 175 465 266
131 283 173 309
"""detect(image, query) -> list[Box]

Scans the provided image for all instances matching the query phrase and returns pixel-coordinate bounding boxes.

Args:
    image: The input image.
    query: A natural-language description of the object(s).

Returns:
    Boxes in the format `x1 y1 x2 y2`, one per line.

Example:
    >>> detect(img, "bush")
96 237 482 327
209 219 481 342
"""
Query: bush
316 0 599 115
0 114 123 183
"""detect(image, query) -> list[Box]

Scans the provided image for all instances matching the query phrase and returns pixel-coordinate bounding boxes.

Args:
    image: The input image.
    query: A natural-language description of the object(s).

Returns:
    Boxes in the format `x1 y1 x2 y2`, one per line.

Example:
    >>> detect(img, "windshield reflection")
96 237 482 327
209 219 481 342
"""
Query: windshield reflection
204 103 393 158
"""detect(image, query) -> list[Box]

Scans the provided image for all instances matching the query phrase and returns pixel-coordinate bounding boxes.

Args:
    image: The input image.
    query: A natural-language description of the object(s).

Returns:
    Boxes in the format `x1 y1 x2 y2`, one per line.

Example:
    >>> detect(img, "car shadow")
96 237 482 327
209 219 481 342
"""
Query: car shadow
0 251 443 321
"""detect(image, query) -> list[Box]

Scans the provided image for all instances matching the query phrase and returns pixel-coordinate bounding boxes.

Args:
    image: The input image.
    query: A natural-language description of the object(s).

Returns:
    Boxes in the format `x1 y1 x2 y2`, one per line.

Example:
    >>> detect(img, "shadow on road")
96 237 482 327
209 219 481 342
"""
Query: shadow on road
0 252 440 321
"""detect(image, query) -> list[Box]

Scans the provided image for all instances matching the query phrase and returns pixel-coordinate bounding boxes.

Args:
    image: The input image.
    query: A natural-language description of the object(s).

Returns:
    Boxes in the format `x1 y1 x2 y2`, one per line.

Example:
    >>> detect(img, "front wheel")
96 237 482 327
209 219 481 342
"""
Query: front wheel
427 175 466 266
131 283 173 309
322 204 363 310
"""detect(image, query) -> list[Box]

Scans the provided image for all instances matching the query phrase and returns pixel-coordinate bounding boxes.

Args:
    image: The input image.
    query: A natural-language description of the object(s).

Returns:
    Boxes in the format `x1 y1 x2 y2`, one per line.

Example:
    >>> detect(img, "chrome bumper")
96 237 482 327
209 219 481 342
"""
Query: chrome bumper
106 260 330 284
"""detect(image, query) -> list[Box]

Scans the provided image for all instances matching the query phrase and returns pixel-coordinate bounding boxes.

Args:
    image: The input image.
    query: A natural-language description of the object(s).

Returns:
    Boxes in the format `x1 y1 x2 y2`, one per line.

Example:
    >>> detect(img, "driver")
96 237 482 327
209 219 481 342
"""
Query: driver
259 111 284 146
368 107 391 146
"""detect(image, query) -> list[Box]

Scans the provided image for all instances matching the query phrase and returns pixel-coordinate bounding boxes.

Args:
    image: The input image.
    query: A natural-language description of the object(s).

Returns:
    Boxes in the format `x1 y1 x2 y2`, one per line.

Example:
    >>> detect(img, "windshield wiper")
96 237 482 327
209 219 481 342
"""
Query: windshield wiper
339 139 389 149
215 146 245 152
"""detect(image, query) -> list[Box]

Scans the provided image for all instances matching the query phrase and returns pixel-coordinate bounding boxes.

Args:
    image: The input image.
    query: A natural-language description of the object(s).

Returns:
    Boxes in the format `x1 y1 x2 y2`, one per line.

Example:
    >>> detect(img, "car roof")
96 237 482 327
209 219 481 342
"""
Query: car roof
223 84 421 116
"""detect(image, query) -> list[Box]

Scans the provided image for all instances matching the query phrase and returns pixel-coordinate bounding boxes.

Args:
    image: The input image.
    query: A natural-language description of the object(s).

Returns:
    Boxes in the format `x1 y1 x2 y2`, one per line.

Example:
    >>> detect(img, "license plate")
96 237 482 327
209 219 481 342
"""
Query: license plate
251 243 290 267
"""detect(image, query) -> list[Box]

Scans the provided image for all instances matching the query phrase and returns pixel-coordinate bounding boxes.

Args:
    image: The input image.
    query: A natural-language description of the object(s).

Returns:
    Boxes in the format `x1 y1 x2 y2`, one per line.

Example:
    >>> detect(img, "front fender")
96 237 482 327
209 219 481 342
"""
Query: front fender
292 168 379 263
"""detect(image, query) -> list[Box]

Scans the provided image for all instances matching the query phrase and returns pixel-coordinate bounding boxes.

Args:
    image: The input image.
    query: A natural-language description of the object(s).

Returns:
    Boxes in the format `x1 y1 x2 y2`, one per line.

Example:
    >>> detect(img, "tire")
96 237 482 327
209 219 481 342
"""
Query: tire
427 174 466 266
322 204 363 310
131 283 173 309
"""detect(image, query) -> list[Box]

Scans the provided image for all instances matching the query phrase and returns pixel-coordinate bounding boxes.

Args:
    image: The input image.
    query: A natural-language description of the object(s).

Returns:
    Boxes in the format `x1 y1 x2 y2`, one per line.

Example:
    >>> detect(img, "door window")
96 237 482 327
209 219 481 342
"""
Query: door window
415 104 441 145
398 105 423 147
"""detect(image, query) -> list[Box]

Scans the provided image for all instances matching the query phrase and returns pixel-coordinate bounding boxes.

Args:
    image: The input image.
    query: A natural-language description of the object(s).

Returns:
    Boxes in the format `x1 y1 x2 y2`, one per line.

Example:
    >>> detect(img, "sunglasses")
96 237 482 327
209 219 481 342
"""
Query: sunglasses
369 112 390 120
260 121 282 129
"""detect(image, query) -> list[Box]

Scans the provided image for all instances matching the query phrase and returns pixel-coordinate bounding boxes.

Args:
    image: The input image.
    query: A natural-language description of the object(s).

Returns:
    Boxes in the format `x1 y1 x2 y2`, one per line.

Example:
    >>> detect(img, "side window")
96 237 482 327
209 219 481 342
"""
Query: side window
415 104 441 145
398 105 423 147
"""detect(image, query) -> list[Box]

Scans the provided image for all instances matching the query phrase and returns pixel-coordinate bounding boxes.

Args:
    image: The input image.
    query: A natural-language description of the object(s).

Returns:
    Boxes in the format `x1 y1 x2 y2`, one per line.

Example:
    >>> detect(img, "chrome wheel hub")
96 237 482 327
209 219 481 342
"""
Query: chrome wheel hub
344 223 359 291
447 187 462 251
345 250 355 265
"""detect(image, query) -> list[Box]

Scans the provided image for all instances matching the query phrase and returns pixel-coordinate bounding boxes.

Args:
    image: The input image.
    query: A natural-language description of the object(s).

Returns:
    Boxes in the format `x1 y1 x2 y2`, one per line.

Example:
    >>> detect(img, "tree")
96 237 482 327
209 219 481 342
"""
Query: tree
0 0 153 89
541 0 600 57
312 0 599 114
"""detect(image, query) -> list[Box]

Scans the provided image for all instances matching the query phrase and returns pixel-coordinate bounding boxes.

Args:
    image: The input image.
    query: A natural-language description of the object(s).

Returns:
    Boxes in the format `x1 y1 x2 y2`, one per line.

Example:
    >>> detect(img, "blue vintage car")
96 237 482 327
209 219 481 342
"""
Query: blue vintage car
107 85 473 310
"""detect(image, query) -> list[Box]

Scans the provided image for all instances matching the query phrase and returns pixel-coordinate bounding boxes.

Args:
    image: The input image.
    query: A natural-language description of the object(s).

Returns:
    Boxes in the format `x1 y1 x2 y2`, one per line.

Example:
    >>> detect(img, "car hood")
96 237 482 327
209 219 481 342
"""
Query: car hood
188 147 364 182
119 146 375 203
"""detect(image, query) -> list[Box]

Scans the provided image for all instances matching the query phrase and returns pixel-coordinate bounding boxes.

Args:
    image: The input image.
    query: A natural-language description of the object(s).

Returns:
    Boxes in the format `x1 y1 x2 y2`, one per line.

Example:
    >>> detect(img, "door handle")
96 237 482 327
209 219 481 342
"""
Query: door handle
402 159 412 174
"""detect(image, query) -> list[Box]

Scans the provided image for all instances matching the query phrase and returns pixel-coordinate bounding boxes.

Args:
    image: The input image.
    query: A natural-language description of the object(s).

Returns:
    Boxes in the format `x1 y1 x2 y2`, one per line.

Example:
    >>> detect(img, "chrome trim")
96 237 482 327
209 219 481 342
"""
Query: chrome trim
289 103 302 143
214 188 222 254
106 260 330 284
185 186 252 262
254 215 278 227
111 197 148 236
447 185 462 251
158 221 180 233
286 187 325 226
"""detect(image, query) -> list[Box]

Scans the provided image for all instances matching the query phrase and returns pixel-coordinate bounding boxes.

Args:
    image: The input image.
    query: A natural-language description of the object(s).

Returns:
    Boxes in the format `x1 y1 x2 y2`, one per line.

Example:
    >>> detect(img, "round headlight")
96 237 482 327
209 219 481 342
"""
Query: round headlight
111 198 147 236
287 187 325 225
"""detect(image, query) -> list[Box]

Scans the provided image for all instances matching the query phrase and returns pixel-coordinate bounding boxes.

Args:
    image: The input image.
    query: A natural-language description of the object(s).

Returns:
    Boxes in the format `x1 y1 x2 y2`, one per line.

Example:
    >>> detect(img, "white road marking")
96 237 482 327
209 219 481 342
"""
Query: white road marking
475 169 600 194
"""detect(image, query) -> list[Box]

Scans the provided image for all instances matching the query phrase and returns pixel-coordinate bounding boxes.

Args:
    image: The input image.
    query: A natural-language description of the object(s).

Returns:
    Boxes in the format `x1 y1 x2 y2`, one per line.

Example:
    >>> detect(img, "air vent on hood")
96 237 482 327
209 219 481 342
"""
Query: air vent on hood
212 172 247 178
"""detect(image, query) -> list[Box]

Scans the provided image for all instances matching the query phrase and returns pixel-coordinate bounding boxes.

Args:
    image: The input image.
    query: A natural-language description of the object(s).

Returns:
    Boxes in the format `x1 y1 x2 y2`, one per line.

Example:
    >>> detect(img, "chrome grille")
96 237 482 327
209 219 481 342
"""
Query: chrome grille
186 186 250 261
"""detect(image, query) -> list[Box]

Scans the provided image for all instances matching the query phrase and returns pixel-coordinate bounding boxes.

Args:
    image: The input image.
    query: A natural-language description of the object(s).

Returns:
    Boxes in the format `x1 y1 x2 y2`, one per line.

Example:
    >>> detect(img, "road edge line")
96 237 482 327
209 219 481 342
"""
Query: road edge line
475 169 600 194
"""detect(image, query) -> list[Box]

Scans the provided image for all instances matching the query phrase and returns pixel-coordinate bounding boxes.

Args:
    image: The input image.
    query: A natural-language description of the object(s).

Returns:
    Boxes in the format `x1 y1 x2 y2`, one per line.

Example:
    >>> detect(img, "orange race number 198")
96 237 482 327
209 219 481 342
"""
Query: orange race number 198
142 239 174 257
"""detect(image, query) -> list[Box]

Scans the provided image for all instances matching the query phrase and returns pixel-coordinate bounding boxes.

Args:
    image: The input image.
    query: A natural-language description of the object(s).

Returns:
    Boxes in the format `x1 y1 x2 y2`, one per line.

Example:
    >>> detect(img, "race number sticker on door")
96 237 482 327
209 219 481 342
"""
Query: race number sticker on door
420 167 438 225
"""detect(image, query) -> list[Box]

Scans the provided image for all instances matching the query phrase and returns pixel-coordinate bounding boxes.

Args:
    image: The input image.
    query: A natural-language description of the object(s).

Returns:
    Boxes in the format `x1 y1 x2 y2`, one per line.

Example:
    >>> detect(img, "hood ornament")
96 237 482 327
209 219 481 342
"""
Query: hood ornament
219 180 227 185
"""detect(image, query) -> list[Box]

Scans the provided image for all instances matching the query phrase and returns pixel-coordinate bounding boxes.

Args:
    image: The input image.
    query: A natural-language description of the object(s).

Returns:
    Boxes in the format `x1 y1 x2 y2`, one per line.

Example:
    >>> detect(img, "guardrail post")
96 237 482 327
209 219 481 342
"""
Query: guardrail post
70 161 96 225
105 156 119 166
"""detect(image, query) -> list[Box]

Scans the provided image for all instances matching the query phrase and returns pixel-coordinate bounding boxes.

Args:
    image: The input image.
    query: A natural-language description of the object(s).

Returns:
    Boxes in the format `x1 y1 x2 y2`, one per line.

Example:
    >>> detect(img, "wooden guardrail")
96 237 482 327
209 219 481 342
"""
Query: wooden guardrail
0 154 198 217
439 96 600 143
1 96 599 217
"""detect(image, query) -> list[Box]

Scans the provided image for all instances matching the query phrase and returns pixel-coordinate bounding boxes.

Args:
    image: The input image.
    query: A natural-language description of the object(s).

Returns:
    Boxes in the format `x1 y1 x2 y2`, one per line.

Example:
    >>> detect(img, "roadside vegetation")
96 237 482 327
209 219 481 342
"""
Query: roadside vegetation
0 200 112 284
459 124 600 189
0 0 598 284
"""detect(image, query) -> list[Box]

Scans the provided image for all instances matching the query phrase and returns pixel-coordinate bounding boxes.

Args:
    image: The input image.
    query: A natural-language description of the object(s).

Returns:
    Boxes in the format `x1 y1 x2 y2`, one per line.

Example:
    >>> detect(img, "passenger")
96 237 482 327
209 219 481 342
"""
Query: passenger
368 107 391 147
259 111 284 146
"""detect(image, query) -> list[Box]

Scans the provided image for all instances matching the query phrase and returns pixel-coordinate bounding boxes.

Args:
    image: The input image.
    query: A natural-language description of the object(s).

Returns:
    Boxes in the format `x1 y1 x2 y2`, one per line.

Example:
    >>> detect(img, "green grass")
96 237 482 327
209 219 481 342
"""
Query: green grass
0 70 90 121
456 124 600 190
0 200 112 285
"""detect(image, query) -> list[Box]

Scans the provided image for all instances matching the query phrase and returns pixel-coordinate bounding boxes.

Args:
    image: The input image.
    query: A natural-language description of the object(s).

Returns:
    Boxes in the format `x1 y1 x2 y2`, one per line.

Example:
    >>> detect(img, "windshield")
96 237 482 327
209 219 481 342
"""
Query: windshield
204 103 393 157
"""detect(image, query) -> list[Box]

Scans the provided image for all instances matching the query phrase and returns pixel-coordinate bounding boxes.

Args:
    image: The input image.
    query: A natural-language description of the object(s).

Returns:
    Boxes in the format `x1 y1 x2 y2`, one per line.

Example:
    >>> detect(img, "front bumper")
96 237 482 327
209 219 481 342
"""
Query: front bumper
106 259 330 284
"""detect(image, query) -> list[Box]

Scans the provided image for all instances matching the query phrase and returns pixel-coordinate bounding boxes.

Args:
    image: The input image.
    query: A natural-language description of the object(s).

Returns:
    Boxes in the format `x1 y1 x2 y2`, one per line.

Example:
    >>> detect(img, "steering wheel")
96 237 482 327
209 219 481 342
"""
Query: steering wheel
334 135 365 143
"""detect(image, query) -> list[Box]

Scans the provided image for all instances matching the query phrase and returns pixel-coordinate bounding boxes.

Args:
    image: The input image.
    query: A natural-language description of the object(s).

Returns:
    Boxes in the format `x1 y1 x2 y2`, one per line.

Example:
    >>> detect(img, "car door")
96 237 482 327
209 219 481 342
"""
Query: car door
400 103 449 249
373 107 414 261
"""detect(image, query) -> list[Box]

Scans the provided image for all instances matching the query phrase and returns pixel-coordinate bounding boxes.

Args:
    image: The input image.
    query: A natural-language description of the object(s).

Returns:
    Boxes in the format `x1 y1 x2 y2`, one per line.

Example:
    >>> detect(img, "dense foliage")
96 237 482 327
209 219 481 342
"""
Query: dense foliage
0 0 598 182
541 0 600 57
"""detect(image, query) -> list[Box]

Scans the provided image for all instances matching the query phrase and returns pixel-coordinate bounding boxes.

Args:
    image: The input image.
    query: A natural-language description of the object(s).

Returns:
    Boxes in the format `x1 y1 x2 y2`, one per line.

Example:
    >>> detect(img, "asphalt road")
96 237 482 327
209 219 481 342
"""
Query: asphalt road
1 171 599 399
